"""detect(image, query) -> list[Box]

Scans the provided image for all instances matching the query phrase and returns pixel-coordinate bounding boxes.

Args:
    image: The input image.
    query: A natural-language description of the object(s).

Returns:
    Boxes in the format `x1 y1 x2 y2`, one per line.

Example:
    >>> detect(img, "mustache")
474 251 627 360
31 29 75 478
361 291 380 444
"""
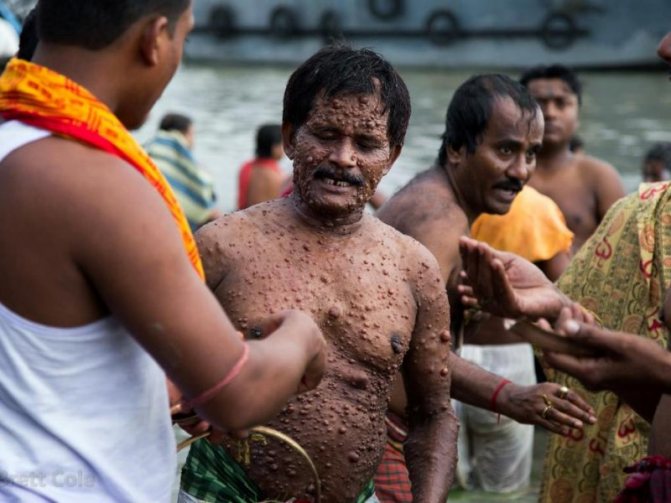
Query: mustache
493 178 524 192
313 164 364 186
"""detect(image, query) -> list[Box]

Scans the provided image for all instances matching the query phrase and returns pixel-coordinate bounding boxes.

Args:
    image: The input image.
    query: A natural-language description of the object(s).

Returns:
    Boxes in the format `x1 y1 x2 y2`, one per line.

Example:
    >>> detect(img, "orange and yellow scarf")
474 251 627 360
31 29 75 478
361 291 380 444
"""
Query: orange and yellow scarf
0 58 204 278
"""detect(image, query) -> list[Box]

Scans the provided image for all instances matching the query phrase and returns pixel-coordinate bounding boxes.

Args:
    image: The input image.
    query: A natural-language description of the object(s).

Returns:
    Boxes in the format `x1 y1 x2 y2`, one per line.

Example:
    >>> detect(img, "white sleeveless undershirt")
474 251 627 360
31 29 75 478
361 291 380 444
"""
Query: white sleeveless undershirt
0 121 176 502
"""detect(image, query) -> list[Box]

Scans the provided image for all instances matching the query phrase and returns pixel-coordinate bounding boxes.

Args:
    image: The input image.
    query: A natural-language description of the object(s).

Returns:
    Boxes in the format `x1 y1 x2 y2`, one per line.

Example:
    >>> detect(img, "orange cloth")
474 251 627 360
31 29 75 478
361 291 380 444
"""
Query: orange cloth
471 185 573 262
0 58 203 279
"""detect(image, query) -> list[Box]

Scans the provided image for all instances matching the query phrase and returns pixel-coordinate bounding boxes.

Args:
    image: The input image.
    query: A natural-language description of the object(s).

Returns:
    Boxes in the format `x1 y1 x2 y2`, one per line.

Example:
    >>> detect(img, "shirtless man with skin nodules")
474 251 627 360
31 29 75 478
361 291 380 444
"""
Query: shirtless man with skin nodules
520 65 625 253
180 46 458 503
375 75 597 500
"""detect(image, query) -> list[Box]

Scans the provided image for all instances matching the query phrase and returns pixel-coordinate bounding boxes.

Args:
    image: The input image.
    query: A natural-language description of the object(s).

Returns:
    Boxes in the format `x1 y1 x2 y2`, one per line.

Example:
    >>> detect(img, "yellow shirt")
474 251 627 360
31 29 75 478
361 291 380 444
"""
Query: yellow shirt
471 185 573 261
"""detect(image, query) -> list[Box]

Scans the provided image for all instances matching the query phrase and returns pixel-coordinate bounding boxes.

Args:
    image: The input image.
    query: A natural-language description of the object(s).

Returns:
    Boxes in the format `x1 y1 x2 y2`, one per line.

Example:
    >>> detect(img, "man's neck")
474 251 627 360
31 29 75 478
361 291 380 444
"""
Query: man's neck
290 195 365 236
537 143 574 172
439 165 479 225
31 44 122 118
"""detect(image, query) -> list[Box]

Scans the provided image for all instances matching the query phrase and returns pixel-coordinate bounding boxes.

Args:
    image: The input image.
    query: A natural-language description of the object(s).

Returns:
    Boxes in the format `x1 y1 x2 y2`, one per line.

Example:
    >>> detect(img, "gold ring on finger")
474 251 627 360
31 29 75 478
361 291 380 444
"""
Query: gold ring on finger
557 386 569 400
541 404 554 420
542 393 553 407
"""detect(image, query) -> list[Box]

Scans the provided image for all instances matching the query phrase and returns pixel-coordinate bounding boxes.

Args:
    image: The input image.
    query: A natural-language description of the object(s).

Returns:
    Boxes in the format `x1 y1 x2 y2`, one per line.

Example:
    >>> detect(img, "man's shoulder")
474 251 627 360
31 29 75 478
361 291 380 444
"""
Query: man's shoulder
372 215 420 247
370 216 445 275
379 175 458 234
1 136 145 203
197 200 286 242
577 154 619 178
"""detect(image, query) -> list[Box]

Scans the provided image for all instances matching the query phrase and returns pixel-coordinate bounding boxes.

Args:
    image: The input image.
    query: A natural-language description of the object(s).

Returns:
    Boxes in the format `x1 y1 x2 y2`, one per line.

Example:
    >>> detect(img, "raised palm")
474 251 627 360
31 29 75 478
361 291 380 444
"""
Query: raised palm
458 236 569 320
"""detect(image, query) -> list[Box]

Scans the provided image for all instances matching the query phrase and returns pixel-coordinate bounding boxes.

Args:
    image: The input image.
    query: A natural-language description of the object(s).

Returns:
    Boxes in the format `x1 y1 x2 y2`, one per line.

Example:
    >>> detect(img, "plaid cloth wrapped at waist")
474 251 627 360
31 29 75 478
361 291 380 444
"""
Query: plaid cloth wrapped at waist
182 438 375 502
374 412 411 503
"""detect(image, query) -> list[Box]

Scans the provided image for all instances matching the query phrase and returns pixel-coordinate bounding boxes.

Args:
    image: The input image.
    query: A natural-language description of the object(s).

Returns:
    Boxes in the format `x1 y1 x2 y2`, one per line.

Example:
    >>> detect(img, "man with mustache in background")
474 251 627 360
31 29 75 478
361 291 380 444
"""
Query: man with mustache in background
375 74 596 502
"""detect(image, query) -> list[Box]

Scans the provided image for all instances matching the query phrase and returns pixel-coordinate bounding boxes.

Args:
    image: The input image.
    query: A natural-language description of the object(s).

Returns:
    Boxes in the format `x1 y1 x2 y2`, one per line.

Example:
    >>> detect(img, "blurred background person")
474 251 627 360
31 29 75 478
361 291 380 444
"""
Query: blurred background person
145 113 221 231
642 141 671 183
237 123 285 210
520 65 625 253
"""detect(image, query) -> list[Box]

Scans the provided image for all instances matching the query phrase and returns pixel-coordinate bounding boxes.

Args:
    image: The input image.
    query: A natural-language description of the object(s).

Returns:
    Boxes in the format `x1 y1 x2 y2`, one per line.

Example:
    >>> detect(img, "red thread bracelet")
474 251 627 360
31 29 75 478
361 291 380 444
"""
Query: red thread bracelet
181 343 250 410
490 378 511 413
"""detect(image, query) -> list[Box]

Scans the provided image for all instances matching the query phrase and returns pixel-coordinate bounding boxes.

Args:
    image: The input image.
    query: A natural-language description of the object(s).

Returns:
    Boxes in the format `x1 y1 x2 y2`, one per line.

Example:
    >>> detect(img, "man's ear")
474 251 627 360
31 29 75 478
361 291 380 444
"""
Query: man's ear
281 122 295 160
139 16 169 66
446 144 464 166
382 144 403 176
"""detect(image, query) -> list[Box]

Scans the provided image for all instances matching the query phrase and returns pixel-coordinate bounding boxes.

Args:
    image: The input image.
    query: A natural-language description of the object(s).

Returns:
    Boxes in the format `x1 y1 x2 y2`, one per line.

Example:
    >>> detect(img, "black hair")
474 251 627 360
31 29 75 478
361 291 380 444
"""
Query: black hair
438 74 540 167
159 113 192 134
519 64 583 105
256 124 282 158
282 44 411 149
36 0 190 50
569 135 584 153
644 142 671 170
17 8 38 61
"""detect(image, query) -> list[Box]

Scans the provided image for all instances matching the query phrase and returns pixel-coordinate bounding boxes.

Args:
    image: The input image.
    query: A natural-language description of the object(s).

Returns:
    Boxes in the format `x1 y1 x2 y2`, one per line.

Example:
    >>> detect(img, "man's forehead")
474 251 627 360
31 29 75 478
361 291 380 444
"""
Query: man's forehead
309 92 388 122
528 78 575 98
314 90 383 108
486 97 543 137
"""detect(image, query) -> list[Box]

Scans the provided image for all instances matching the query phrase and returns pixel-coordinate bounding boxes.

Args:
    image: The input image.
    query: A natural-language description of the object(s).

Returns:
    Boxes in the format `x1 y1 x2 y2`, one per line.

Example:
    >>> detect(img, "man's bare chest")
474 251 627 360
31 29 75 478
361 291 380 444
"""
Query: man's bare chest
216 250 418 371
531 176 596 228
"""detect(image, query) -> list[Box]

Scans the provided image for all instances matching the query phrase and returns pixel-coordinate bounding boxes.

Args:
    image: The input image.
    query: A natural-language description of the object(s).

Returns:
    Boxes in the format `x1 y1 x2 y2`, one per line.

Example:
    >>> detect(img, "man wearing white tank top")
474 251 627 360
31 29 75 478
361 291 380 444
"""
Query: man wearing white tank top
0 2 326 502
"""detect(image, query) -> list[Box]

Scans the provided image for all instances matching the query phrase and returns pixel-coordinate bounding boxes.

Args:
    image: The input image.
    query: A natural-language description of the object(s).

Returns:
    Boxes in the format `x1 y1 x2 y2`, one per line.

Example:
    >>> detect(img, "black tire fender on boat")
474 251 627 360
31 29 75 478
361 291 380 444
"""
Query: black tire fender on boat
269 6 299 39
367 0 404 21
320 10 343 40
208 5 235 39
426 9 461 46
540 12 578 50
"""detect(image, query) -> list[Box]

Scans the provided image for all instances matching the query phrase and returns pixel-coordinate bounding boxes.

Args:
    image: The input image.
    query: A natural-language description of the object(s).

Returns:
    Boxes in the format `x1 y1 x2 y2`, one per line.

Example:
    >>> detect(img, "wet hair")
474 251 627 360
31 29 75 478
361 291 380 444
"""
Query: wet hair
569 135 585 153
519 64 583 105
159 113 192 134
282 44 411 149
36 0 190 50
17 8 38 61
644 142 671 170
438 74 540 167
256 124 282 158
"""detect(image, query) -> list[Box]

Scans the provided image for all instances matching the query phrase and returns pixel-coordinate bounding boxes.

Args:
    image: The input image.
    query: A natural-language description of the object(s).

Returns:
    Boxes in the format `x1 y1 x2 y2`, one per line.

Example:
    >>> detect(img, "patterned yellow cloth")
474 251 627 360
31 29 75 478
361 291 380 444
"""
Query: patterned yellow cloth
471 185 574 262
540 182 671 502
0 58 204 278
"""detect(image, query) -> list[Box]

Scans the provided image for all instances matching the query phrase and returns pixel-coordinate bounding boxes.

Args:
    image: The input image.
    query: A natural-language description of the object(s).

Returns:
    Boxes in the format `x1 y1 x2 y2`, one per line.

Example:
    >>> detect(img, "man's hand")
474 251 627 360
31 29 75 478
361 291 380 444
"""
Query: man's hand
545 307 671 394
498 381 597 436
168 379 212 438
458 236 570 320
261 309 327 394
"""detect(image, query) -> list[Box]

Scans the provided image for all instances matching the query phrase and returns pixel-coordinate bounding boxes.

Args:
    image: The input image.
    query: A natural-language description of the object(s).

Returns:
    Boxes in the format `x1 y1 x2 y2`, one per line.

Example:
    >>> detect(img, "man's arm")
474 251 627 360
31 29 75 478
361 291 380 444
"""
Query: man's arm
587 157 625 221
536 250 572 282
449 351 596 434
77 155 325 431
413 226 595 434
402 244 458 503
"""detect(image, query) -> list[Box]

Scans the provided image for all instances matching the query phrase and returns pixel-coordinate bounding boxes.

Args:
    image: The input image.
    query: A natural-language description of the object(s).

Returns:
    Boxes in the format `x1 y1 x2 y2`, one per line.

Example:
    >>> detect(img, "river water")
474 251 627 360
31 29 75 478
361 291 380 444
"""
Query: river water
136 63 671 213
